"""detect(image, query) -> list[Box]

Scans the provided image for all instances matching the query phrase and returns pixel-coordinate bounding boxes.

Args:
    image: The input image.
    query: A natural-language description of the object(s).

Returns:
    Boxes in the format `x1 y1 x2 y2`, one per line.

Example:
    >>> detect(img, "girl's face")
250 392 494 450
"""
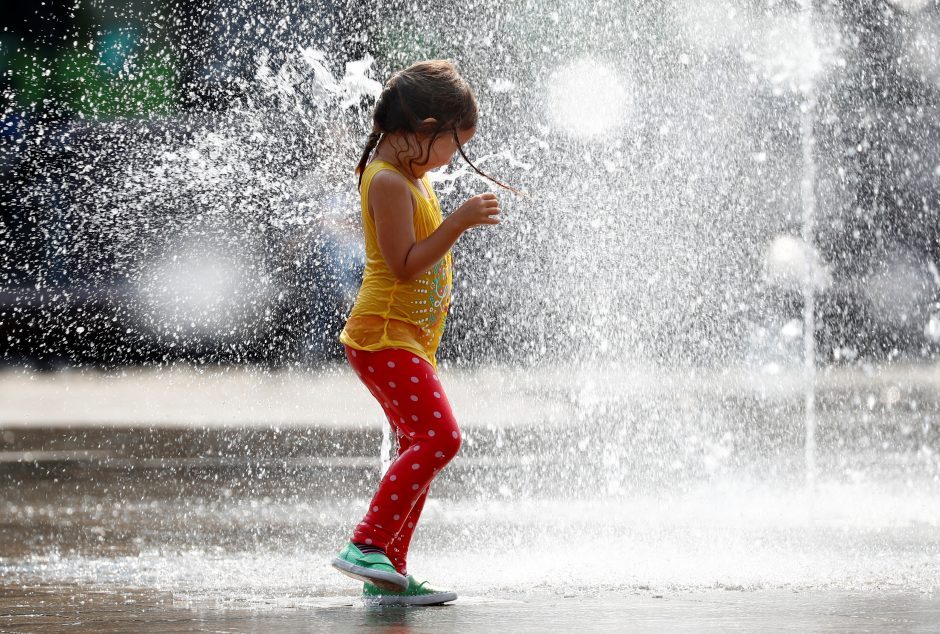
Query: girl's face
421 126 476 170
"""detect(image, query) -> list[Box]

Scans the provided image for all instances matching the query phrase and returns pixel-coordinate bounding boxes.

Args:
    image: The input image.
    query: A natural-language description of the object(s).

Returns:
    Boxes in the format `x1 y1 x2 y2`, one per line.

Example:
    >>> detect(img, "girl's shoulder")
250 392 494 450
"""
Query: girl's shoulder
361 163 418 216
361 159 403 189
364 160 410 190
364 160 430 200
360 160 398 192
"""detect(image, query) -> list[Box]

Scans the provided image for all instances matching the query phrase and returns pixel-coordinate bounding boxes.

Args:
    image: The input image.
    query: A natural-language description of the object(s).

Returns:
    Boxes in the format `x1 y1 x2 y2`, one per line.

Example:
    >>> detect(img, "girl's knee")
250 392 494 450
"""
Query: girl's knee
434 421 461 461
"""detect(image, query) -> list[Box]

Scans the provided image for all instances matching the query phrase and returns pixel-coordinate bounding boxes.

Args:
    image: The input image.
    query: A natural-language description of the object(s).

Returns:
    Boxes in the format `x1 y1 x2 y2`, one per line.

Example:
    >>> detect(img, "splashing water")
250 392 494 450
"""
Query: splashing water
2 0 940 608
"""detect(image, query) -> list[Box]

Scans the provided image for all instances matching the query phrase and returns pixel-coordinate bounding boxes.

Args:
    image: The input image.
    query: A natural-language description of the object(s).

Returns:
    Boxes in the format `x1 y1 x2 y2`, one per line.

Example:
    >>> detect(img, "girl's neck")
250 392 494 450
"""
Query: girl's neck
373 137 427 180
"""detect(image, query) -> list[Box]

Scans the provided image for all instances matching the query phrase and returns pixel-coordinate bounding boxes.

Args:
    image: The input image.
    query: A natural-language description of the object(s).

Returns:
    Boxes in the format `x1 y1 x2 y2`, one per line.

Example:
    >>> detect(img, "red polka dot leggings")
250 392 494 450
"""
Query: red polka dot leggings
344 345 462 575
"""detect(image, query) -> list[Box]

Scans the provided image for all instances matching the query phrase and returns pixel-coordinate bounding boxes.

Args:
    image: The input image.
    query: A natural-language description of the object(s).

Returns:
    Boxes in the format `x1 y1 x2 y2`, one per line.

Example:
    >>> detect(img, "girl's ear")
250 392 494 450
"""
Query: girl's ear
417 117 438 134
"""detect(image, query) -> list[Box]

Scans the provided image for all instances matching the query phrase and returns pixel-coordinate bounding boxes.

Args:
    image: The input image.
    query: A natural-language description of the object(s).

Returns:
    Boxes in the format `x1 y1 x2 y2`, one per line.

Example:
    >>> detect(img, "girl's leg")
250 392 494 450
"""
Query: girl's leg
386 483 429 574
372 422 430 575
382 428 430 574
367 415 427 575
345 346 461 554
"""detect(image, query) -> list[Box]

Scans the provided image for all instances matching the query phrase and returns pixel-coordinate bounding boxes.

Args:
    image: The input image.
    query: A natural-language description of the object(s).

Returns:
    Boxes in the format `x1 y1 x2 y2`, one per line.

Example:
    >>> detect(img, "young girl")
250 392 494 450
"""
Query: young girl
330 60 519 606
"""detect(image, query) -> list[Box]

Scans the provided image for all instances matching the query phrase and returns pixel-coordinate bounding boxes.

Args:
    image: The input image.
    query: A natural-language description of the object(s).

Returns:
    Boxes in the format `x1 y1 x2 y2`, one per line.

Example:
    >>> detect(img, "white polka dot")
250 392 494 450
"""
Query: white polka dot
393 400 399 406
433 391 441 398
410 395 418 402
391 494 398 501
452 431 459 439
368 366 375 373
387 361 396 368
409 431 415 437
351 350 357 357
408 522 414 528
373 505 379 512
383 402 389 408
412 445 420 451
365 538 372 544
410 376 419 383
400 417 405 424
388 381 397 388
433 411 442 418
393 514 400 520
390 475 397 481
411 357 420 364
411 415 418 422
411 484 419 491
435 451 444 458
428 430 436 437
412 463 420 470
433 374 439 381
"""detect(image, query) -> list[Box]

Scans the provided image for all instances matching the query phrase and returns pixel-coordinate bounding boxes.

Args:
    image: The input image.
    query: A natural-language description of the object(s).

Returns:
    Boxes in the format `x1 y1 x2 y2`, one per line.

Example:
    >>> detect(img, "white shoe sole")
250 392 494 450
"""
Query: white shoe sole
363 590 458 606
331 557 408 592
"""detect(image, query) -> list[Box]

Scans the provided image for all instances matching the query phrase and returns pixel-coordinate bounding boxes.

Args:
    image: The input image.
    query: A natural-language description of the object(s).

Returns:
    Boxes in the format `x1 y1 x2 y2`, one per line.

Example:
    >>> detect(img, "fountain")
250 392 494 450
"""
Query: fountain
1 0 940 628
798 0 819 492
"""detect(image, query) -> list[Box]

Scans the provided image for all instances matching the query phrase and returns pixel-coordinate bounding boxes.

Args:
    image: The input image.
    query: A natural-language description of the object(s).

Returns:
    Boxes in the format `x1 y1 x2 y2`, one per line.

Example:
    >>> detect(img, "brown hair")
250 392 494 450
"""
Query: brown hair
355 59 523 196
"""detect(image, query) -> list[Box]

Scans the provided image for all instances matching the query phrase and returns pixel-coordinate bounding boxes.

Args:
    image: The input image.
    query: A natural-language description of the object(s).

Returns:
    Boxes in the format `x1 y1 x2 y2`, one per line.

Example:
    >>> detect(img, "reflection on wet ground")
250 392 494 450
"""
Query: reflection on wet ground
3 586 940 633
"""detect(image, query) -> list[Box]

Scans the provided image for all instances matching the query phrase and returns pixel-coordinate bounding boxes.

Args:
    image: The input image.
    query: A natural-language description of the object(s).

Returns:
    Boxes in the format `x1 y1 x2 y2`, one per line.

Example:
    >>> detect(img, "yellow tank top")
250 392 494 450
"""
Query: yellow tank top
339 159 453 369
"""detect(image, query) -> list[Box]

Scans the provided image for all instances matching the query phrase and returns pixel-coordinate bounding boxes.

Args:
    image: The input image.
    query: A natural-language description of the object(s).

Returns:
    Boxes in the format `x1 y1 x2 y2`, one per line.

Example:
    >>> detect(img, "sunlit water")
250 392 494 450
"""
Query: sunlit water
8 0 939 366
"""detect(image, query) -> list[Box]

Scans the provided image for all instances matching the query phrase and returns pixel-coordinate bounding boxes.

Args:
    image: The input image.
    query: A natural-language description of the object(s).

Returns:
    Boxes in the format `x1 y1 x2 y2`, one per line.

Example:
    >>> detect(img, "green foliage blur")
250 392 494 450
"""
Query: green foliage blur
2 5 179 120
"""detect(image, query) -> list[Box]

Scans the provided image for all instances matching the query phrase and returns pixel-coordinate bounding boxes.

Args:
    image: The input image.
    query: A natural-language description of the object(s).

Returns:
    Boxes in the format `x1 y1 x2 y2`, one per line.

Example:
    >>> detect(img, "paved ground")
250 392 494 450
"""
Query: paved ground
2 362 939 632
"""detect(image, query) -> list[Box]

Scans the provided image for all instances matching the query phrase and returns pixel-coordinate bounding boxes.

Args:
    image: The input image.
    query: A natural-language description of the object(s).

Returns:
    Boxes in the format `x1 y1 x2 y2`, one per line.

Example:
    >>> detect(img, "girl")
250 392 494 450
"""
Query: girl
330 59 519 606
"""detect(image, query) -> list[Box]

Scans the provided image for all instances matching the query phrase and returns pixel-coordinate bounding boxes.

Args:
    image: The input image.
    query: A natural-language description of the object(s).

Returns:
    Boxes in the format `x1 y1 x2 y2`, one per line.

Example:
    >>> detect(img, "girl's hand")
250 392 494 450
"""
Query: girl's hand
453 193 501 230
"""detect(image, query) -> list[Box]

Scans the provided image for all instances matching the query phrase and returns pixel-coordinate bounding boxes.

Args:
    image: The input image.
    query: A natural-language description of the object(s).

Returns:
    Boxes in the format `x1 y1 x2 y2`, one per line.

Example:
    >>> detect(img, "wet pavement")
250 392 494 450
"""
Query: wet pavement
4 586 940 632
2 363 940 631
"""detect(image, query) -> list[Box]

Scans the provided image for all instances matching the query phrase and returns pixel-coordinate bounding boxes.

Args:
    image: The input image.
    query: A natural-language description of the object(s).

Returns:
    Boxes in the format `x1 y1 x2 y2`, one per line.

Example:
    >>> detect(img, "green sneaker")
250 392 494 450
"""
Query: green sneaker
362 574 457 606
331 542 408 592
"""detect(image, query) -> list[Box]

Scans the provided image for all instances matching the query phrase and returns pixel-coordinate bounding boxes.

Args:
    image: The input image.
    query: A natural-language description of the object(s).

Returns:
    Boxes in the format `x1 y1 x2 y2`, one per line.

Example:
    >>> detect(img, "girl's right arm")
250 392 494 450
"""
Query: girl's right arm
370 171 500 282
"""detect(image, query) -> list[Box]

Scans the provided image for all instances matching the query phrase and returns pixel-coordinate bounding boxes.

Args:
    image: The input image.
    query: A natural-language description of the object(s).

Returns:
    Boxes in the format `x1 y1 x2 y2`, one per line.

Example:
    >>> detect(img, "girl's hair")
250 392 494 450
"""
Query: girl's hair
355 59 522 196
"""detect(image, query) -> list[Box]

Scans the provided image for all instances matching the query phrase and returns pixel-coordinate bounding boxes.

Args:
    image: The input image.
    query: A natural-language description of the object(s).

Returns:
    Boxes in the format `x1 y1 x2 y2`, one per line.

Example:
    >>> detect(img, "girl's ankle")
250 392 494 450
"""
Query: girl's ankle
353 541 387 556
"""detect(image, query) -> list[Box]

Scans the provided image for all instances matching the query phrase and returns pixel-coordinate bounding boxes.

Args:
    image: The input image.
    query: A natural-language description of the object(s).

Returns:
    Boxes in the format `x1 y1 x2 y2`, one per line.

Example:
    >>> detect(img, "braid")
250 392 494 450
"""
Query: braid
455 133 527 198
355 129 383 191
